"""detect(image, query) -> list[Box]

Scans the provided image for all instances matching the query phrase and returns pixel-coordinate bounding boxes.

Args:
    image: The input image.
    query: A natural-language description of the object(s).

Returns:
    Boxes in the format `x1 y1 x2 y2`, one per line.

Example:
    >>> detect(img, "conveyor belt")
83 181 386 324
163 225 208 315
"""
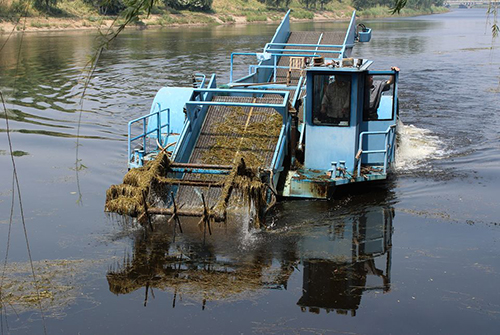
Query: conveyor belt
173 95 283 209
190 96 282 168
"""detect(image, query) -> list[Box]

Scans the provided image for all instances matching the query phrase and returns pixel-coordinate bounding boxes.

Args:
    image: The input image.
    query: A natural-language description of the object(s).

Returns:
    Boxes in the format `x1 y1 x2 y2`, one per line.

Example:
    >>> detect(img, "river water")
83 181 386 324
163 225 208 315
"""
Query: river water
0 8 499 334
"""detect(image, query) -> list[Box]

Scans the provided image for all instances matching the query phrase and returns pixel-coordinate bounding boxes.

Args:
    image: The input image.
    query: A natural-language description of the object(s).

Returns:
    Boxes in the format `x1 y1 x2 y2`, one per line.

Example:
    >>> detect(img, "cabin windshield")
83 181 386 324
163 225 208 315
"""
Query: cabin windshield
312 74 351 126
363 74 395 121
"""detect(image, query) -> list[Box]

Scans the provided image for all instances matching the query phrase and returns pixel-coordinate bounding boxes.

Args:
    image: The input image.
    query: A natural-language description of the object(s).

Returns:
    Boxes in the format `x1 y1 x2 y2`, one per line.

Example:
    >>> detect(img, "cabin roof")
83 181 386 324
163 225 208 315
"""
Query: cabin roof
304 59 373 74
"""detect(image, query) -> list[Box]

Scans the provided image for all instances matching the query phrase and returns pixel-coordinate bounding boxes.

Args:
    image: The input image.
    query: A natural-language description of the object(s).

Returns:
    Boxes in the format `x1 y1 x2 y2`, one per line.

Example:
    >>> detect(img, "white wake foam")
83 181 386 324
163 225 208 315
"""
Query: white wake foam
395 120 446 170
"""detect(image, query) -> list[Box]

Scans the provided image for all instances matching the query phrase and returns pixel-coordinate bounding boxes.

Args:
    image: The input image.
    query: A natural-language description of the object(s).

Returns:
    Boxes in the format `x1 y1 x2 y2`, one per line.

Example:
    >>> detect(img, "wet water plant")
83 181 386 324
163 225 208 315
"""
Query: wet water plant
105 152 271 228
201 105 282 168
105 151 171 219
1 259 102 317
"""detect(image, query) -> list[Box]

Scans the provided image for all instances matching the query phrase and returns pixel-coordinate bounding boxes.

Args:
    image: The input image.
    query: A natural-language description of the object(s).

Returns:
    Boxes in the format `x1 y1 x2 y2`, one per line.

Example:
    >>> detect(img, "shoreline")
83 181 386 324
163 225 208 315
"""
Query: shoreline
0 9 448 35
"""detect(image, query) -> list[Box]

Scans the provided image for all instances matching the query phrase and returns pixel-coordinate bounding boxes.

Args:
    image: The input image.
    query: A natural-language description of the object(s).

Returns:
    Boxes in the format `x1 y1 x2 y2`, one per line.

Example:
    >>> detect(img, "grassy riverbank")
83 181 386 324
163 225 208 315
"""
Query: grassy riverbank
0 0 448 33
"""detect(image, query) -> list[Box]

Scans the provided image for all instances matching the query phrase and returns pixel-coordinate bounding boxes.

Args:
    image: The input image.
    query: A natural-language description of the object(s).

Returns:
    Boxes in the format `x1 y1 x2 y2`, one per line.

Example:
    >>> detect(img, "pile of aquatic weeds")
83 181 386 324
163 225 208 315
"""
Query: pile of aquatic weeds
212 157 270 227
201 106 282 168
105 153 271 227
105 151 171 221
0 259 101 317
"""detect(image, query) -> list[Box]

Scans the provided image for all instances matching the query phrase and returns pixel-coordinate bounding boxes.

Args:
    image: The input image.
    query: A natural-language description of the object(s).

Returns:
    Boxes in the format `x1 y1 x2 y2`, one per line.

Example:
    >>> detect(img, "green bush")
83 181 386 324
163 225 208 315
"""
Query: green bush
219 14 235 22
33 0 58 13
246 13 267 21
145 5 163 14
163 0 213 11
291 8 314 19
30 21 50 27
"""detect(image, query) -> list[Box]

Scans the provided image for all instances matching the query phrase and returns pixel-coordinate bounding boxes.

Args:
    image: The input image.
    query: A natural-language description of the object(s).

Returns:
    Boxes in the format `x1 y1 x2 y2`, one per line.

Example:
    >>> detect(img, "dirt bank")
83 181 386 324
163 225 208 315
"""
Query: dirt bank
0 10 354 34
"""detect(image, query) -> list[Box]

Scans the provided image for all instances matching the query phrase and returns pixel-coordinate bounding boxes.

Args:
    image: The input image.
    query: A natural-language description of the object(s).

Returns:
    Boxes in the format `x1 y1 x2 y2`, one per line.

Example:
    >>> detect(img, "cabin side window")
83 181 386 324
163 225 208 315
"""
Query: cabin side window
363 74 396 121
312 74 351 126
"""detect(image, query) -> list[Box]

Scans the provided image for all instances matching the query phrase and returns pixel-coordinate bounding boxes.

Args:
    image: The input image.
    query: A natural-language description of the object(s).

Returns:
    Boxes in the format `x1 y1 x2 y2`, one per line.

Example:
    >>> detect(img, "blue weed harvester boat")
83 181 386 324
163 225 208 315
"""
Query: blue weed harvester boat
115 11 399 226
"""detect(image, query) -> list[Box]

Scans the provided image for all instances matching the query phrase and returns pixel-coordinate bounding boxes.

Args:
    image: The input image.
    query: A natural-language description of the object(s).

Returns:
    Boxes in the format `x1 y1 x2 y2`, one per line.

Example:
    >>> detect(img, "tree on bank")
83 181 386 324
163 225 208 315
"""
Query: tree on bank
318 0 333 10
33 0 57 12
299 0 316 9
80 0 213 16
390 0 497 37
163 0 213 11
256 0 293 9
352 0 443 11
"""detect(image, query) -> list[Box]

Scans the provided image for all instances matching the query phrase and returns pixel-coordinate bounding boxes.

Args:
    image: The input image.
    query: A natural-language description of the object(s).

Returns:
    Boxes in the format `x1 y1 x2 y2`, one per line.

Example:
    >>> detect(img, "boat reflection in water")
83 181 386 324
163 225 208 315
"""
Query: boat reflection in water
297 206 392 315
107 196 394 314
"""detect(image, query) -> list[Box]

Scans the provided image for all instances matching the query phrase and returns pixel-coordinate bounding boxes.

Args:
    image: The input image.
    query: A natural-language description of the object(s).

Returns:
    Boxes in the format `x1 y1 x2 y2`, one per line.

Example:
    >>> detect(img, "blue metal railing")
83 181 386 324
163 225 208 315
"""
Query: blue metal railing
230 39 357 83
231 52 317 83
271 117 292 172
291 76 304 106
170 167 230 175
264 44 345 54
193 73 206 88
356 124 396 176
231 50 349 83
343 10 357 49
186 88 290 119
127 104 170 168
263 42 354 57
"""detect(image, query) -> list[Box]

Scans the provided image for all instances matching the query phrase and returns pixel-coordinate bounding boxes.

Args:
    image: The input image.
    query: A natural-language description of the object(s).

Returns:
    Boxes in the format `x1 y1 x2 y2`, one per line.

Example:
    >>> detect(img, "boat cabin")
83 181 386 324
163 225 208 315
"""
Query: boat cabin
283 60 399 198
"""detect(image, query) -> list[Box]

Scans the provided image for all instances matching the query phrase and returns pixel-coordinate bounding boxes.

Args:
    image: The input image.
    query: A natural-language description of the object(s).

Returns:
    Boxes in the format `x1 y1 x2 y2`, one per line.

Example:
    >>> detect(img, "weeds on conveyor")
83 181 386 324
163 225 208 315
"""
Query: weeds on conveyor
105 154 272 229
212 157 270 226
202 106 282 167
105 151 171 223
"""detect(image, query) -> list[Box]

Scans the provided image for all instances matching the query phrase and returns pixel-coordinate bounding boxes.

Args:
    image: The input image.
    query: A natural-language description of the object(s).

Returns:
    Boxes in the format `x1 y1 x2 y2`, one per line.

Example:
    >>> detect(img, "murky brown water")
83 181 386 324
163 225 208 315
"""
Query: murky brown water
1 9 499 334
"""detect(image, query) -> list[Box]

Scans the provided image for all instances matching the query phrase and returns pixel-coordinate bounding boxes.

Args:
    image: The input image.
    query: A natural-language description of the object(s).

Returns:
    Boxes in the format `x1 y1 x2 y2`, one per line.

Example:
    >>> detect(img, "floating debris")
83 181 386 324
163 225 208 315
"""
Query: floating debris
0 259 101 317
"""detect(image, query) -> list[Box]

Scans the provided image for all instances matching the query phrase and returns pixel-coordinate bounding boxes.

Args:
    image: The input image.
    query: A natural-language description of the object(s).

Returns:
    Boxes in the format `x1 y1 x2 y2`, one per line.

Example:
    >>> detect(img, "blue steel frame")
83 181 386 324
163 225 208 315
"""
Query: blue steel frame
230 47 361 83
170 167 230 176
185 88 290 120
343 11 357 54
264 43 347 53
229 10 359 84
170 75 217 164
230 52 321 83
193 73 206 88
